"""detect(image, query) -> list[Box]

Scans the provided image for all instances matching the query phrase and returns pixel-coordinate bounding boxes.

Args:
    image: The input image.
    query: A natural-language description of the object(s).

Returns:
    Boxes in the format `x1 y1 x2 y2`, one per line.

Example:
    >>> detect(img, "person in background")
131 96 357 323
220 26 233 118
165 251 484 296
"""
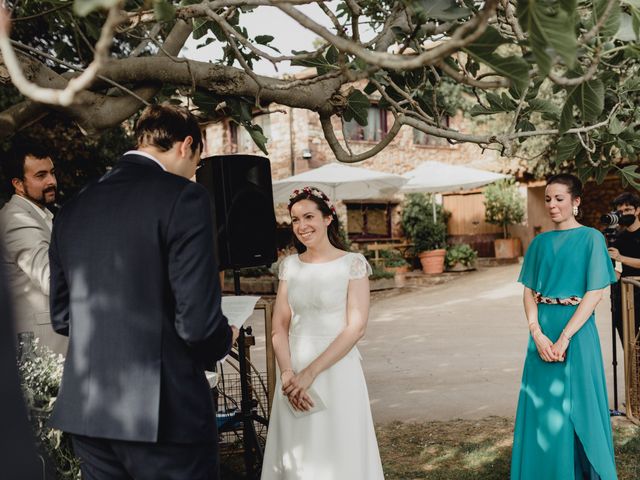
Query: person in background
607 192 640 345
48 104 238 480
262 186 384 480
0 139 66 354
511 174 617 480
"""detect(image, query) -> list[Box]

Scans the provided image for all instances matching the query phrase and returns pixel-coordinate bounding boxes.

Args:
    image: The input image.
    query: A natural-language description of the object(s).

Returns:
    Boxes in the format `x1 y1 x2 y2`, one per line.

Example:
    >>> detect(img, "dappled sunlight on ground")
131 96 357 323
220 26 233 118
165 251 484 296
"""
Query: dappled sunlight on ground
374 417 640 480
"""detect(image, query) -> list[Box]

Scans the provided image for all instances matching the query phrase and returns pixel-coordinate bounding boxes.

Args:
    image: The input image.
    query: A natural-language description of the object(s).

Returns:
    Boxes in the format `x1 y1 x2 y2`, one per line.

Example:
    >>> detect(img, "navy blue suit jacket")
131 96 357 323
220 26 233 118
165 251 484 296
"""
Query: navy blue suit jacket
48 154 232 443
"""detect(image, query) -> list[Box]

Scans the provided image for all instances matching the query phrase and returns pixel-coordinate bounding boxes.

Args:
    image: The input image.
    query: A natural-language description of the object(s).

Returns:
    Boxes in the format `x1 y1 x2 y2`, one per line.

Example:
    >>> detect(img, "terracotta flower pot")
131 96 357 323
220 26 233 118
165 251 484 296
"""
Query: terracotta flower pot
494 238 522 258
384 265 409 274
418 249 446 274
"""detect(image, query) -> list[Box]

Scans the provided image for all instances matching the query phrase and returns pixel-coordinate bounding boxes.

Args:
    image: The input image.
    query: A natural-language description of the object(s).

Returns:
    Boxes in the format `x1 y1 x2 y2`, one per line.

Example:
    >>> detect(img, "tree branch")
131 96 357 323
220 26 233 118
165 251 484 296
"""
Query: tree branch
548 51 601 86
320 114 403 163
581 0 618 45
0 2 124 106
0 19 193 138
437 60 510 88
276 0 499 70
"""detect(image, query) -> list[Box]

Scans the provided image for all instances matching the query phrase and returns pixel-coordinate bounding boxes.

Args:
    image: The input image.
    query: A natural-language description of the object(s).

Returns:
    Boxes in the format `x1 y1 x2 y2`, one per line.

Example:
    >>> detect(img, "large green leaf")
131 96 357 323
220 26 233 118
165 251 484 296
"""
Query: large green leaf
253 35 280 53
192 91 222 112
592 0 622 37
609 115 626 135
573 79 605 123
245 123 269 155
559 79 605 132
470 92 518 116
517 0 577 75
326 46 339 65
192 18 225 41
464 27 509 57
527 98 560 118
154 0 176 22
343 90 370 126
415 0 472 21
291 50 336 75
463 50 530 92
74 0 119 17
555 135 580 162
620 165 640 189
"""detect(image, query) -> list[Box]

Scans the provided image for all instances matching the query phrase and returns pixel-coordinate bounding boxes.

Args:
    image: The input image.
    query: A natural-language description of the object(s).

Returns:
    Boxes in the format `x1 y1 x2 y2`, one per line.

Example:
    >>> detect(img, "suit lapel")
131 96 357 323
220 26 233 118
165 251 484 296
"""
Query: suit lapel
10 195 52 234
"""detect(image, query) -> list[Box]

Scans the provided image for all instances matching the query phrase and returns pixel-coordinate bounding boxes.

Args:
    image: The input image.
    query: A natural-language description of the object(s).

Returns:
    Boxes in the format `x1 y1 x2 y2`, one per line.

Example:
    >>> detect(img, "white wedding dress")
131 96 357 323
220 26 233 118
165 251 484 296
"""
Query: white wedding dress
261 252 384 480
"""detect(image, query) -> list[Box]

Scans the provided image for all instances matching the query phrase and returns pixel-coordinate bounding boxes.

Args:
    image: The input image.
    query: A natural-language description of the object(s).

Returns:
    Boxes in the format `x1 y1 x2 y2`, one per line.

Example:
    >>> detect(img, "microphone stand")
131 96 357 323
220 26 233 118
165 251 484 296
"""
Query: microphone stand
232 269 268 479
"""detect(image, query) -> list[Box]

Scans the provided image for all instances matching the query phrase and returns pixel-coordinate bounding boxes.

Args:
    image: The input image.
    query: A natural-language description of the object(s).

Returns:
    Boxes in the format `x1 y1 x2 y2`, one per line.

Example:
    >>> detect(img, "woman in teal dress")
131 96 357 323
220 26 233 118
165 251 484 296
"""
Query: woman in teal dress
511 174 618 480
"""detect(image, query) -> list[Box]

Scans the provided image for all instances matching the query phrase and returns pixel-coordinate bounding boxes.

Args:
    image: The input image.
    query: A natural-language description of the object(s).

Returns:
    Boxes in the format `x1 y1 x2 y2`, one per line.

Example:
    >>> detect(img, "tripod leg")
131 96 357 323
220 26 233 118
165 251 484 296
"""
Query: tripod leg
611 287 619 412
238 327 264 479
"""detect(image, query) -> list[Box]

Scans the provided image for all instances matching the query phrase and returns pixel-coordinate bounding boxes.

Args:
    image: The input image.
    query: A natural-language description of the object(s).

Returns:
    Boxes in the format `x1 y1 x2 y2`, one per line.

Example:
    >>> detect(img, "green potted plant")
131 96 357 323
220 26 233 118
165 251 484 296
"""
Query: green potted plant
483 179 525 258
401 194 449 274
380 249 410 274
445 243 478 271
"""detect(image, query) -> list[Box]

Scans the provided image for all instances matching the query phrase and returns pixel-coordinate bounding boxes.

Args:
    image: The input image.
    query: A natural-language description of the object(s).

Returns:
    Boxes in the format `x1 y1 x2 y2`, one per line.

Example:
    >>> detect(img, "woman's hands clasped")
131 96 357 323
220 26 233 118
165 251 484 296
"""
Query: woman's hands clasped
531 327 567 362
281 368 316 412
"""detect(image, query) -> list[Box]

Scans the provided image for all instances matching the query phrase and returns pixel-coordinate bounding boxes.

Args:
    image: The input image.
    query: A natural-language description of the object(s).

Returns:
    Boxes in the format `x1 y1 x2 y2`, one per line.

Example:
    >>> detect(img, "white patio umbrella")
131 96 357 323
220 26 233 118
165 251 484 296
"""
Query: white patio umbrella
272 163 407 203
400 161 510 194
400 161 510 220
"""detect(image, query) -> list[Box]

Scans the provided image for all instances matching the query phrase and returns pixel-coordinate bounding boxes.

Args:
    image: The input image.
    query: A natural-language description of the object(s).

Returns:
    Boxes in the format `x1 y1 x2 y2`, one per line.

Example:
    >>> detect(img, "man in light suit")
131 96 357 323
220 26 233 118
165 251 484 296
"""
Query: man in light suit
0 141 67 354
0 244 41 480
49 104 238 479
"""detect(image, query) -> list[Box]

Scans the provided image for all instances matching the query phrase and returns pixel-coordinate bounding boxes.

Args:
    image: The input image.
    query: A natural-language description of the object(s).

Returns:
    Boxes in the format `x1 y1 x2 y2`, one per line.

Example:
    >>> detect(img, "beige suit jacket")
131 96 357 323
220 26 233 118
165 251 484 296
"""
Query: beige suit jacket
0 195 67 355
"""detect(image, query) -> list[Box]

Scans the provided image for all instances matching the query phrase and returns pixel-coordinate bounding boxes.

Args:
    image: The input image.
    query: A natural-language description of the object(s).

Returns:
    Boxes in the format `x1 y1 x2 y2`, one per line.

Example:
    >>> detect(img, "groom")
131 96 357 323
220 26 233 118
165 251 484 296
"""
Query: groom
48 104 237 479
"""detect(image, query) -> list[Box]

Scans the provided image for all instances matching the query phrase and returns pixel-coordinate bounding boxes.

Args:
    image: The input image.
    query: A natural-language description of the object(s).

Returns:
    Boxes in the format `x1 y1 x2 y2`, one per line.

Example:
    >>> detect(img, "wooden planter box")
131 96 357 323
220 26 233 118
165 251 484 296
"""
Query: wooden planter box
494 238 522 259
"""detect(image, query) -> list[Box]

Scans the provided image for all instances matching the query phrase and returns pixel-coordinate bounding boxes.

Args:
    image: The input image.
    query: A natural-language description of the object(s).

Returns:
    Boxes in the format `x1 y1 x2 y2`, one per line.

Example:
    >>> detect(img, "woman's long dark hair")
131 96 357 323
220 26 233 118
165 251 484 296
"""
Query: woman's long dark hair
288 189 347 254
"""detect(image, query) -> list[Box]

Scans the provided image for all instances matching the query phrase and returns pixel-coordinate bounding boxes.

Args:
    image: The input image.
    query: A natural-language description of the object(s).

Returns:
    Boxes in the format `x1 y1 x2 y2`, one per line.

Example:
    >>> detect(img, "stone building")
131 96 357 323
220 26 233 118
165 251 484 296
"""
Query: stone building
202 97 633 256
202 100 518 254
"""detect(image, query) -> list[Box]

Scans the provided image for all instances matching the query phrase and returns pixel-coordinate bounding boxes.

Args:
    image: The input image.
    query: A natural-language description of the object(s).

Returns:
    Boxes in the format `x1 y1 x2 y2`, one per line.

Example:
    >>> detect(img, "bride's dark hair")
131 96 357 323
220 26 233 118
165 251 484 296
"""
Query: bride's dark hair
288 188 347 254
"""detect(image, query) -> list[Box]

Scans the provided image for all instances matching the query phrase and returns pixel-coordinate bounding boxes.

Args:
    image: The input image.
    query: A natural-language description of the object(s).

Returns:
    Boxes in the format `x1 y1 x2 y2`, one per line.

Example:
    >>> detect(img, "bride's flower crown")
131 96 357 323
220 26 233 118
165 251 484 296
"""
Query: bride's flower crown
288 186 337 216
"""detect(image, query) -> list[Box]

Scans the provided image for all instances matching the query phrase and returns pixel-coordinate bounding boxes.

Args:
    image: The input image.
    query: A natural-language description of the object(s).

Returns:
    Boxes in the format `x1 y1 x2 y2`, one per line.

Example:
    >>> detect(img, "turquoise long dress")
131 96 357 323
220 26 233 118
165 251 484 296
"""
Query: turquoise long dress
510 226 618 480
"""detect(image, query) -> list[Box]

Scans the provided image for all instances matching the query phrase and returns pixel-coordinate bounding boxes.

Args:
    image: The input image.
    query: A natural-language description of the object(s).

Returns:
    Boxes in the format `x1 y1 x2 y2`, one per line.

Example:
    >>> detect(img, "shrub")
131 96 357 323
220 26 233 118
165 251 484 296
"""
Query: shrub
445 243 478 269
380 249 409 268
18 340 81 479
483 180 525 239
400 194 448 252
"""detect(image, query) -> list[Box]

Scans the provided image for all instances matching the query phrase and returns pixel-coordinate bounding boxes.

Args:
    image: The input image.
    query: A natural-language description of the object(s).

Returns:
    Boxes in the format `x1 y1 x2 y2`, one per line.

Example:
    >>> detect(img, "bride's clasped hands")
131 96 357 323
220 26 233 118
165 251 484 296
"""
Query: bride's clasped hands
281 368 316 411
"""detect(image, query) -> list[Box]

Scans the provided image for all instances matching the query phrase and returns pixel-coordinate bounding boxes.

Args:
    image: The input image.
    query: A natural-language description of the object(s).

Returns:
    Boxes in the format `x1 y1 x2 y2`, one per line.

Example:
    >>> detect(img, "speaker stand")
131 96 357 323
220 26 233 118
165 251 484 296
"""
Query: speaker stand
233 270 268 479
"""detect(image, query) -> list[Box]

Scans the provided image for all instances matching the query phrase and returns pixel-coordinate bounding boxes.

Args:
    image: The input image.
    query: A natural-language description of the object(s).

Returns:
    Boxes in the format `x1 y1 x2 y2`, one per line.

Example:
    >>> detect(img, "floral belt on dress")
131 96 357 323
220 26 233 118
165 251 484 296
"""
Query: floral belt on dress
534 291 582 306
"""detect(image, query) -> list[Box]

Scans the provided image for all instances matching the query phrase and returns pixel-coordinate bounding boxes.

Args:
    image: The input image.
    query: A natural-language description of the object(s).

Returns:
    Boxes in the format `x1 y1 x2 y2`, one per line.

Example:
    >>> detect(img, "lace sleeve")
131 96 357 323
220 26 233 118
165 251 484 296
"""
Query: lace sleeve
278 256 290 281
349 253 372 280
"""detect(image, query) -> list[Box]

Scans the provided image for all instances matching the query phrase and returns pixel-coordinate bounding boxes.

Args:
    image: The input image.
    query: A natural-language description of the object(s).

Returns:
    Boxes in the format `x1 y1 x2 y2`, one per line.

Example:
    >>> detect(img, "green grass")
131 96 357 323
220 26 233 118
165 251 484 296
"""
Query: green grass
376 417 640 480
219 416 640 479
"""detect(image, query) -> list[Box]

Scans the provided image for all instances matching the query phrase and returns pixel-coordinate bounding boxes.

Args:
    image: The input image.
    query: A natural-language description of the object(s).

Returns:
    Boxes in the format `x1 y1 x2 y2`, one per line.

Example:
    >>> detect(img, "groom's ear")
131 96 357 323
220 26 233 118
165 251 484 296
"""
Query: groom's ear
179 136 194 159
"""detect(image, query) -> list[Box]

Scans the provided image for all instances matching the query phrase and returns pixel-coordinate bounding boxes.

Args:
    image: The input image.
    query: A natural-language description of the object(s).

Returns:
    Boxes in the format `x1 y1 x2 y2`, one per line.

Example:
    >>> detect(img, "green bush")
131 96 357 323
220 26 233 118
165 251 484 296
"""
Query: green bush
18 341 81 479
445 243 478 268
400 194 449 252
379 249 409 268
483 180 525 239
370 266 395 280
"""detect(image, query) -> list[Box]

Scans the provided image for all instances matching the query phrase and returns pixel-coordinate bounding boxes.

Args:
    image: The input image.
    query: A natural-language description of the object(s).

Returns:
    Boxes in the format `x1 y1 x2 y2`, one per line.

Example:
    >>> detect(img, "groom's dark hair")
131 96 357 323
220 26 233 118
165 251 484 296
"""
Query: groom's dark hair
135 104 202 155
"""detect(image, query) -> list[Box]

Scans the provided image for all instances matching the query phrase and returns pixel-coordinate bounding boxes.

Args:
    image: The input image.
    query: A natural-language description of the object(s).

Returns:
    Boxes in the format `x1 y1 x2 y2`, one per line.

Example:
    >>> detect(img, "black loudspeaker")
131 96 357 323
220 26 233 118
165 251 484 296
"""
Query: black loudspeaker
197 154 277 270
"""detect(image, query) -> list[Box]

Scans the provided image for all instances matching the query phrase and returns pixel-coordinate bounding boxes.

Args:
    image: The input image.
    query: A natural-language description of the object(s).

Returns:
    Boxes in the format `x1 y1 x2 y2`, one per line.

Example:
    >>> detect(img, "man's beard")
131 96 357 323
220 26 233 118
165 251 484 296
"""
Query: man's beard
23 185 56 207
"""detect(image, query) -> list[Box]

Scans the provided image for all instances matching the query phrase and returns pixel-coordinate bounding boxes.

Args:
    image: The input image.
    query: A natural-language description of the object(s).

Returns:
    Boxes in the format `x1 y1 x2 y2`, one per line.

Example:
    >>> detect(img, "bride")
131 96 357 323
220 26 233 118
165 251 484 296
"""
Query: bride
261 186 384 480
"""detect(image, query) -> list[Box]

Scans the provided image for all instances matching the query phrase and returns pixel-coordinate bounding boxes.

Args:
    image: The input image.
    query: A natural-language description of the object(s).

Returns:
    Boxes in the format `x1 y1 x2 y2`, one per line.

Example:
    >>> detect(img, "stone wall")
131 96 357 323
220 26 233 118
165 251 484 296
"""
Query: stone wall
203 105 502 180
